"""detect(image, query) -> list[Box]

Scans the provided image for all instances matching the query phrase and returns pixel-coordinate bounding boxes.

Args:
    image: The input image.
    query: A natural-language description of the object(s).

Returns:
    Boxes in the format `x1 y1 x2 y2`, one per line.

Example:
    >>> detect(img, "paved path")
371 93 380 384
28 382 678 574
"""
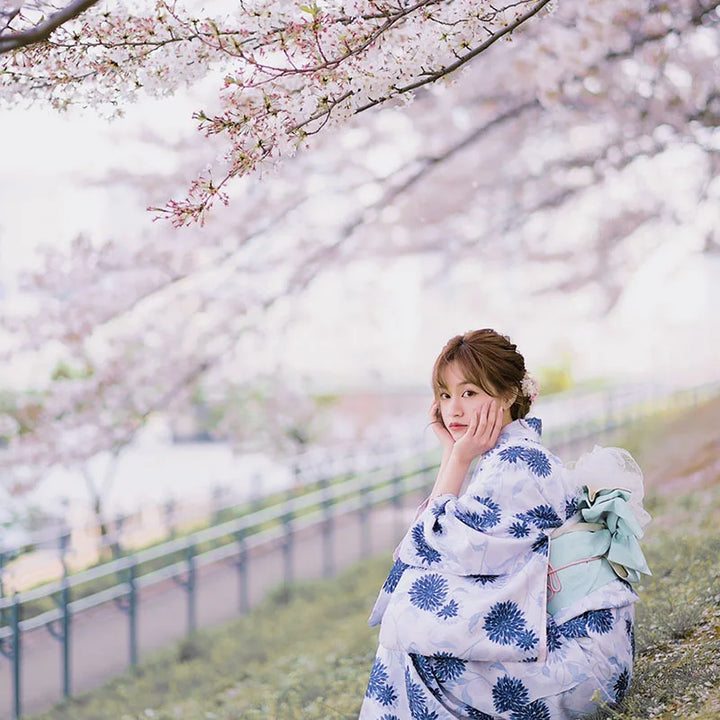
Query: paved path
0 494 424 719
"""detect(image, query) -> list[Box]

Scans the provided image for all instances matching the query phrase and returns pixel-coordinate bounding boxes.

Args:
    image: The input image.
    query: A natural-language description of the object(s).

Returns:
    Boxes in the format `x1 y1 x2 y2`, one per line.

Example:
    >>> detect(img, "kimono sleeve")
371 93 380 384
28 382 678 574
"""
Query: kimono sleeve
396 446 567 576
372 445 569 662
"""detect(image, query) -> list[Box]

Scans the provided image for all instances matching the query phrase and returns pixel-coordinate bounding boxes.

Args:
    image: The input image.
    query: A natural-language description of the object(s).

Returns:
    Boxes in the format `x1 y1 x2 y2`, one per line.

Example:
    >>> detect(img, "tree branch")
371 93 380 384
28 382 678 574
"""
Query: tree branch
354 0 552 114
0 0 101 54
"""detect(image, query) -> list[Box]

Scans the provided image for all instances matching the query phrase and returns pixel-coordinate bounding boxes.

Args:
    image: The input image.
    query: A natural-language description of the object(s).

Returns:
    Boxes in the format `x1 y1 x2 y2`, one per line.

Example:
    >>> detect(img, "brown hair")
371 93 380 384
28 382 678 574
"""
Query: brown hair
432 329 533 420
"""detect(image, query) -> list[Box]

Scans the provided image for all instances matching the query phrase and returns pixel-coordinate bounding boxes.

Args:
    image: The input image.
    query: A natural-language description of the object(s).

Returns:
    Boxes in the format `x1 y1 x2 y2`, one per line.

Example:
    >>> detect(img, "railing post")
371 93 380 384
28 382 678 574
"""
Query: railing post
128 557 138 667
60 576 71 698
59 528 71 577
321 478 334 578
282 505 294 589
164 497 177 540
186 544 197 635
111 515 124 559
0 550 7 606
234 529 249 613
212 485 224 525
392 464 404 540
11 595 21 720
360 482 371 559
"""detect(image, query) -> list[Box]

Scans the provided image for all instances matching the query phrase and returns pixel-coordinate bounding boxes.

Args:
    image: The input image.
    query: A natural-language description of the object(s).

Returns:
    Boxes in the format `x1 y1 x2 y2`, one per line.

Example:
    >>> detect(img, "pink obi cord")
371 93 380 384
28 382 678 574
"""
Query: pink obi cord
546 556 603 600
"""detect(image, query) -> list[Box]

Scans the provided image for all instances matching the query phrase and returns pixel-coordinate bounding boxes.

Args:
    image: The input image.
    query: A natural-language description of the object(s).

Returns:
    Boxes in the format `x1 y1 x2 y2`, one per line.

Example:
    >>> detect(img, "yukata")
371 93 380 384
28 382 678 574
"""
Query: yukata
360 417 651 720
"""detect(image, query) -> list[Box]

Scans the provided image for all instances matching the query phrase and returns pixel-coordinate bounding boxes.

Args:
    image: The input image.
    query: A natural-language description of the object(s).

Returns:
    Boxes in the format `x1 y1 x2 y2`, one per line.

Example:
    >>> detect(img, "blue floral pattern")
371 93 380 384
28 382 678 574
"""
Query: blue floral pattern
376 683 398 707
531 534 549 555
431 500 449 518
412 524 441 566
404 666 439 720
366 659 397 707
492 675 530 713
512 699 552 720
469 573 499 585
498 445 552 478
586 609 614 635
383 559 409 594
546 616 564 653
559 609 614 639
518 504 562 529
366 658 389 697
499 445 526 464
431 652 466 683
523 448 552 477
525 417 542 434
474 496 502 527
465 708 494 720
408 574 448 612
557 614 589 639
516 628 540 651
626 618 636 658
510 520 531 538
454 496 501 533
564 495 579 520
614 667 630 703
410 654 437 695
484 601 537 650
437 599 459 619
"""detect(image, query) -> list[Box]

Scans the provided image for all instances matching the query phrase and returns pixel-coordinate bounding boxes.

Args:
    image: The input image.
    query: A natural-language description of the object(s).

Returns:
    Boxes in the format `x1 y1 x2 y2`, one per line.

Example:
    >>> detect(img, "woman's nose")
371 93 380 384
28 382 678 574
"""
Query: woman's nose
448 397 462 415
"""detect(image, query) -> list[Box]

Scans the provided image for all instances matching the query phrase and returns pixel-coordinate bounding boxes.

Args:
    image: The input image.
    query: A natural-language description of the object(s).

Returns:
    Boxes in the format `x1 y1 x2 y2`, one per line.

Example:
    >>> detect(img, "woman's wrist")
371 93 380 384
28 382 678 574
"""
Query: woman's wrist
448 442 479 468
431 452 472 498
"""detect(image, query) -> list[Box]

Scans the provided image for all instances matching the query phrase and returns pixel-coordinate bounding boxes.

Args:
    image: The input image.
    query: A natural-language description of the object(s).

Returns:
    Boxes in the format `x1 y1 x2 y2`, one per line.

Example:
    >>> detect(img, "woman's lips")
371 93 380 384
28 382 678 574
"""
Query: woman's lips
449 423 466 430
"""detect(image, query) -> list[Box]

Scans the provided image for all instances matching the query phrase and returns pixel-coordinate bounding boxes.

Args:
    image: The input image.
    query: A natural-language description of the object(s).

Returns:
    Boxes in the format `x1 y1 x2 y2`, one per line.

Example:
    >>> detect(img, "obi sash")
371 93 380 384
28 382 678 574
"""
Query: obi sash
547 486 651 616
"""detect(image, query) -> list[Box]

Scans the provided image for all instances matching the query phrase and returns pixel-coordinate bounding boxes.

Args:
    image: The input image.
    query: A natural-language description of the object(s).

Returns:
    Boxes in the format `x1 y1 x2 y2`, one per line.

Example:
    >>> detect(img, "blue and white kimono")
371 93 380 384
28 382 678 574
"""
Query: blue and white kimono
360 418 651 720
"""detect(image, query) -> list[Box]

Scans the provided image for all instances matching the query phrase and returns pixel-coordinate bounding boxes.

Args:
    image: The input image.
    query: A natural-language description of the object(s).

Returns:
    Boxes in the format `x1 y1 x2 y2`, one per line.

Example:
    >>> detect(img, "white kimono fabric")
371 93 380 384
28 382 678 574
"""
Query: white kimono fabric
360 418 640 720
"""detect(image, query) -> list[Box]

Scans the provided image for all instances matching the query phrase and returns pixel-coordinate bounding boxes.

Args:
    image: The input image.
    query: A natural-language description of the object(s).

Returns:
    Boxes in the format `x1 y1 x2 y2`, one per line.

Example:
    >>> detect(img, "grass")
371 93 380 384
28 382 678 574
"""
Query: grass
32 557 389 720
32 398 720 720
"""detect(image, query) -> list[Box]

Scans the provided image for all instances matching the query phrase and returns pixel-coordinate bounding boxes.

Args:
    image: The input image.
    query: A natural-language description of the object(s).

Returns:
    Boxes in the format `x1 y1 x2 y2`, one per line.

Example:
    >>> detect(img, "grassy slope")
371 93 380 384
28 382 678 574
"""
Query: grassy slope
35 399 720 720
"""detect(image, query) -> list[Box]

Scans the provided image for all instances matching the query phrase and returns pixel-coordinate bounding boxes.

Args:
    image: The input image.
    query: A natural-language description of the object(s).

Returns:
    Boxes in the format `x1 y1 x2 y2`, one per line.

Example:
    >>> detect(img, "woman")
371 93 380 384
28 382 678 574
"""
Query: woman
359 329 651 720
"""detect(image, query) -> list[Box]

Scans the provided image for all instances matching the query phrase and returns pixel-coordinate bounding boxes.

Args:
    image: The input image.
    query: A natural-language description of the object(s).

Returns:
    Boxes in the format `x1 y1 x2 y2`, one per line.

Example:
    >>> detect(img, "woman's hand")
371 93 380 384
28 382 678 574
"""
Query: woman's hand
429 400 454 452
450 399 504 465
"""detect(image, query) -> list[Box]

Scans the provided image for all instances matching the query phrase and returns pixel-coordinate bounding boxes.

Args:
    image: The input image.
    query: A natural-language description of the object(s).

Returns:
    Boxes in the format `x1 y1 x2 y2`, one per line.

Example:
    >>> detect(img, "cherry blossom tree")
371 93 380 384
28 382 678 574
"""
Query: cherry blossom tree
1 0 719 505
2 0 554 224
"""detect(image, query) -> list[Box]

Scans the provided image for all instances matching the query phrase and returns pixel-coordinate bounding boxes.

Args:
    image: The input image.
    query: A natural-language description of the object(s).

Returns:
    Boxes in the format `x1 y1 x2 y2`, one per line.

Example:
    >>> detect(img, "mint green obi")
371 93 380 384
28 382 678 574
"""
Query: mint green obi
547 487 651 616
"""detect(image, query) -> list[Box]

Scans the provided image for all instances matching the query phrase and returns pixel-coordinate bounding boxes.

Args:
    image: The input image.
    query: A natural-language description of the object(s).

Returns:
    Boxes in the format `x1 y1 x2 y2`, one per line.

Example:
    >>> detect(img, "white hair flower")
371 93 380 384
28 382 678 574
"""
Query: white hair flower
521 372 540 403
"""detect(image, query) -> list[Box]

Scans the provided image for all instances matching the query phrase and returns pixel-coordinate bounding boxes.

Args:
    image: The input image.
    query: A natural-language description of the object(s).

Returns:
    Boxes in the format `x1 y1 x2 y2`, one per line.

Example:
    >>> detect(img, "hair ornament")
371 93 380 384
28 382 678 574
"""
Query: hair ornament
521 371 540 403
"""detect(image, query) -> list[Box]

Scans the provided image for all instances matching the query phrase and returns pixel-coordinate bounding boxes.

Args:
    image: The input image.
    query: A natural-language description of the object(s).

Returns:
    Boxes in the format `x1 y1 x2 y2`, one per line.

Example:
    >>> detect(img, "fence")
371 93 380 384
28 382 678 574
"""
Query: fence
0 381 718 718
0 439 425 594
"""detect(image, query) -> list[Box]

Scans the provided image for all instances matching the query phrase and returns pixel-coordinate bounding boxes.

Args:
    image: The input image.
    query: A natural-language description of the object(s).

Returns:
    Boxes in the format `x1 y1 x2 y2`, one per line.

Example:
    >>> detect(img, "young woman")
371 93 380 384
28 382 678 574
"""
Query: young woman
360 329 651 720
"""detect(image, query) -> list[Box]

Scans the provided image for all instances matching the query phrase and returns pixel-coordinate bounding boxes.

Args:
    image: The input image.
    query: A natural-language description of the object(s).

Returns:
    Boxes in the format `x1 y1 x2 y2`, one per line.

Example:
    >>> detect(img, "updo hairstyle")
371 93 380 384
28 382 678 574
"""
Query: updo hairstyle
431 329 533 420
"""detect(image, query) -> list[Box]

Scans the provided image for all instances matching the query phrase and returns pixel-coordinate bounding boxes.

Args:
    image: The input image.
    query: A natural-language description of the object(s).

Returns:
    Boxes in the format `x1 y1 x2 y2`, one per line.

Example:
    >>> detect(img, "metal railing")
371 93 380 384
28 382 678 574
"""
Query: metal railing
0 380 718 718
0 440 425 594
0 457 436 719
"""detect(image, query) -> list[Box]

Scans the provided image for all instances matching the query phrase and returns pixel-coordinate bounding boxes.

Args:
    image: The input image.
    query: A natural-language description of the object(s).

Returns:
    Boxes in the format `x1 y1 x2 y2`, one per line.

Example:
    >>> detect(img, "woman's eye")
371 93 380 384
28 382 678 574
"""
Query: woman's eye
440 392 450 400
463 390 476 397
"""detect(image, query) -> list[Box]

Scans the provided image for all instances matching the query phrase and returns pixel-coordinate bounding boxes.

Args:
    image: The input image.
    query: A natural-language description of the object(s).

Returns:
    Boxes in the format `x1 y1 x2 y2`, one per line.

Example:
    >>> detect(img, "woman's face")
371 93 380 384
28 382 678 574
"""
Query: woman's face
437 361 497 440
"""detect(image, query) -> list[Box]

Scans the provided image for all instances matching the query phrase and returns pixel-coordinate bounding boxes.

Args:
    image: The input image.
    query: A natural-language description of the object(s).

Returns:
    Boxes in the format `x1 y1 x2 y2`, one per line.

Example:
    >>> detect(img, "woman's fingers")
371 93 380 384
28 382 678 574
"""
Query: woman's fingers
489 402 504 442
473 399 494 438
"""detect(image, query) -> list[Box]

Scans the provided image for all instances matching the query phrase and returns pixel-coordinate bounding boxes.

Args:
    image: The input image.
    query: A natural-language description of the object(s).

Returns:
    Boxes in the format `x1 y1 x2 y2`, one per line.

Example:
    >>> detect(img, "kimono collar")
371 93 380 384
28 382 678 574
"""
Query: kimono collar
497 417 542 445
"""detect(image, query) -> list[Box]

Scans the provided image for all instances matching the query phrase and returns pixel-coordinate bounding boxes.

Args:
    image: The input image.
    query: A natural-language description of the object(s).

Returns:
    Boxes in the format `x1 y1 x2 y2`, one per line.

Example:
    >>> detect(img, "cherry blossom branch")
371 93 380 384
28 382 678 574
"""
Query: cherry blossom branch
354 0 552 112
0 0 100 54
